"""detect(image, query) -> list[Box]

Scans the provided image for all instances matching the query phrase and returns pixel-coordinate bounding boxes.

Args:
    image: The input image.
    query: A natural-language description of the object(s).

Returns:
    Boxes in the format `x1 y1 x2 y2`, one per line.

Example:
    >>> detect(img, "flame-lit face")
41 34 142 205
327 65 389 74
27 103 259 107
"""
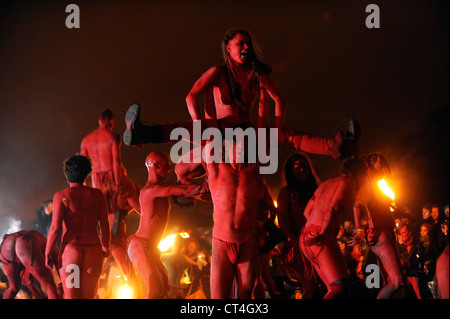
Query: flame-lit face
431 207 440 221
44 202 53 215
226 33 251 64
400 226 412 243
292 159 309 182
422 208 431 220
420 225 430 237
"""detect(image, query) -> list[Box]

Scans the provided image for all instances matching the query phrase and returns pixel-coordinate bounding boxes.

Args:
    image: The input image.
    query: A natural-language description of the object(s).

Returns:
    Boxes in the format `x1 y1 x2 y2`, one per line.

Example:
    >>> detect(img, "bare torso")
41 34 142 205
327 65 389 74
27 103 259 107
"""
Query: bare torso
210 66 258 122
207 161 265 243
135 183 171 245
304 176 356 236
187 65 283 128
81 128 118 173
55 186 108 245
277 186 308 240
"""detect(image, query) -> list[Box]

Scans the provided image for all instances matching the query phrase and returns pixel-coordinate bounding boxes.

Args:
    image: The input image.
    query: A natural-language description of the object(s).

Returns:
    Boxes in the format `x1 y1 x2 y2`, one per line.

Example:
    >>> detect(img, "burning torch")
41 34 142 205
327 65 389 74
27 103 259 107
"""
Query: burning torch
377 178 397 212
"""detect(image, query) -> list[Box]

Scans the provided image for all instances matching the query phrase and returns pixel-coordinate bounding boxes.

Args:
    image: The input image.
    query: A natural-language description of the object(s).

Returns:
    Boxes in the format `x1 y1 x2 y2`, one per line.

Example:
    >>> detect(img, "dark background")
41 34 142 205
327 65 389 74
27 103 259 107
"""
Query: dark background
0 0 448 236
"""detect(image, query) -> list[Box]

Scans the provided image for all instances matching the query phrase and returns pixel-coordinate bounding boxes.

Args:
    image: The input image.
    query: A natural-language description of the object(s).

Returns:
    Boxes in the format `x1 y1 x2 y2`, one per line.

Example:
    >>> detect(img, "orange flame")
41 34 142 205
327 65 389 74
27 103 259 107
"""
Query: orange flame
377 178 396 212
377 179 395 200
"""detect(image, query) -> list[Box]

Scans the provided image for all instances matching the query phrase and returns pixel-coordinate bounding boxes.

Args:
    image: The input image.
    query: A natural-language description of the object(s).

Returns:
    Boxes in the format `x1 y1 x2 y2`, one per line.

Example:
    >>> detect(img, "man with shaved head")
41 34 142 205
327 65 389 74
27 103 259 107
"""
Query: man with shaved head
81 109 139 288
81 108 121 210
127 151 204 299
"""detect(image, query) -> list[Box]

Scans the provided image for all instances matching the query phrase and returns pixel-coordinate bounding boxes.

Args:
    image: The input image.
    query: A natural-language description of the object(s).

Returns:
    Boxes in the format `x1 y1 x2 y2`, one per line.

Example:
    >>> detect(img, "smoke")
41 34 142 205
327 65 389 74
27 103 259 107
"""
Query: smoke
0 217 22 240
387 105 449 216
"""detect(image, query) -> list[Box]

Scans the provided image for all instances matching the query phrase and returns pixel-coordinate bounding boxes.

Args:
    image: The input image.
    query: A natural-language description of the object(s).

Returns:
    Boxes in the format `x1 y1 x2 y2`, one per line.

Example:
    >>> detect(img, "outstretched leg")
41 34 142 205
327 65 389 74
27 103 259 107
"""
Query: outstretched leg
281 118 361 159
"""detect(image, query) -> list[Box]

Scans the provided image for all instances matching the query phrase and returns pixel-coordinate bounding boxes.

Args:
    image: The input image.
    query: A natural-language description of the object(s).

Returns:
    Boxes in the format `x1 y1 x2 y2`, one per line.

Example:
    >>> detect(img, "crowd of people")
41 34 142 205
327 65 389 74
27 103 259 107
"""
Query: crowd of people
1 29 448 300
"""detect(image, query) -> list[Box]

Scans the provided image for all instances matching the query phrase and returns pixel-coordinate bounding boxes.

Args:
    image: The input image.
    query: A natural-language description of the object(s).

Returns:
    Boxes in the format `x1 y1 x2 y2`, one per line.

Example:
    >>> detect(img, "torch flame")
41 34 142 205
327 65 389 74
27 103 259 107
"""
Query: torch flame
158 234 177 252
377 179 395 201
377 178 397 212
116 284 133 299
158 232 190 252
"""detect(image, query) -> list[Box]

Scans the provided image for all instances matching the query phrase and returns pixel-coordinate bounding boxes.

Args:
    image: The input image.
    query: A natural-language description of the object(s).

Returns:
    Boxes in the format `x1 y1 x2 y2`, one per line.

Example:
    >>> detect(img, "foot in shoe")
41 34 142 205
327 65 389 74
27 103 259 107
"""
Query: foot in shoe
123 103 141 146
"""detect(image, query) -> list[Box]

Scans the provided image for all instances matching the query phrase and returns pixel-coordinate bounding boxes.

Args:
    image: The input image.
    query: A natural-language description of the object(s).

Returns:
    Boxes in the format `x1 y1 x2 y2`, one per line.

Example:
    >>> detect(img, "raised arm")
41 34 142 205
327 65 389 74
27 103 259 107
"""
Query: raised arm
186 66 221 120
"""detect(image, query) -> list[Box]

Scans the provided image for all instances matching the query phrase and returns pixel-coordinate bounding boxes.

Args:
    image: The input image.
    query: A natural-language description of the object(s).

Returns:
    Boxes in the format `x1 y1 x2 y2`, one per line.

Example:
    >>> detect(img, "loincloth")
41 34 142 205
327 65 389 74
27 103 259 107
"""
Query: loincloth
212 236 258 265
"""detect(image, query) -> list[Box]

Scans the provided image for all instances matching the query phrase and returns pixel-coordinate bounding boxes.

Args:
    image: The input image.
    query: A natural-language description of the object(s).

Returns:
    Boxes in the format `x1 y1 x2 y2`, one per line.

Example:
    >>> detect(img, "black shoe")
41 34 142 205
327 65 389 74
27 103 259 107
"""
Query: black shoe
172 195 195 208
123 103 143 146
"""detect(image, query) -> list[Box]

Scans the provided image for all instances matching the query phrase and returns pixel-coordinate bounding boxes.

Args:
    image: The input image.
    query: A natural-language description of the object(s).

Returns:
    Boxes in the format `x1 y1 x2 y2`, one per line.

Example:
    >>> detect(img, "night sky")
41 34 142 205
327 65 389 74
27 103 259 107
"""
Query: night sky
0 1 448 236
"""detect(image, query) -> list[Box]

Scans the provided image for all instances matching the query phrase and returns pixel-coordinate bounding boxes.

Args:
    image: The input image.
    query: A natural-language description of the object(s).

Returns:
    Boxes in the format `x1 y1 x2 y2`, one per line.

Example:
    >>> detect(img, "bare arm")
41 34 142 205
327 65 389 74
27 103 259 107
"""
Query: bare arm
97 192 111 256
352 193 366 243
259 73 286 128
353 200 363 229
277 188 297 240
186 66 221 120
45 192 64 268
257 88 270 128
152 183 204 198
111 134 122 188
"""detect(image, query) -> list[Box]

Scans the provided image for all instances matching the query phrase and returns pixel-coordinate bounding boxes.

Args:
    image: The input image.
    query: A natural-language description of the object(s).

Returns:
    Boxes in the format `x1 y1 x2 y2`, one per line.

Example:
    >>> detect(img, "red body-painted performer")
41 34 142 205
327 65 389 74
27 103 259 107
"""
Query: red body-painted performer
123 29 284 149
201 137 266 299
45 155 111 299
277 153 325 298
353 153 405 299
299 159 368 299
127 152 204 299
111 165 142 296
122 29 359 167
81 109 141 285
1 230 60 299
112 166 141 264
81 108 121 213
